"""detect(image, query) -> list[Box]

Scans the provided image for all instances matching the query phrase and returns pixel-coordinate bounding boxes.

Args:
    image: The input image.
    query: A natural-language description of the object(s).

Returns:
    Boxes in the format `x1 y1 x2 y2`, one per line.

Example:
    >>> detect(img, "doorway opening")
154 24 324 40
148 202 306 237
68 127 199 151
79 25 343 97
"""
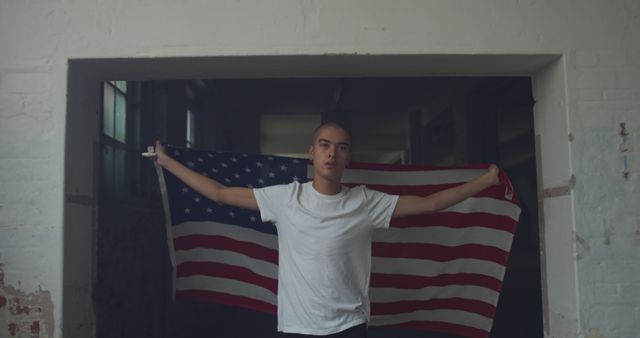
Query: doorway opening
96 77 540 338
64 54 575 338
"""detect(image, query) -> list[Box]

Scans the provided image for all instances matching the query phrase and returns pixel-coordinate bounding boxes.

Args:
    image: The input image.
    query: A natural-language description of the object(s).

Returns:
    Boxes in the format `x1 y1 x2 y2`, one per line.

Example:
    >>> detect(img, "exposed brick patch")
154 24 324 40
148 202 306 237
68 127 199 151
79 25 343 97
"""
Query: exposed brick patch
10 297 33 315
8 322 18 336
0 264 54 338
31 321 41 335
5 321 42 337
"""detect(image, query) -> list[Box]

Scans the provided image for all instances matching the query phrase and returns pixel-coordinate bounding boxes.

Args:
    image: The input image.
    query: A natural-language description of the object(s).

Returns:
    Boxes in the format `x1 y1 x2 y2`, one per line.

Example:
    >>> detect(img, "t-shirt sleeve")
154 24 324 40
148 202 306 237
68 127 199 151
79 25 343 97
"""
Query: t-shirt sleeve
253 184 289 223
363 187 399 229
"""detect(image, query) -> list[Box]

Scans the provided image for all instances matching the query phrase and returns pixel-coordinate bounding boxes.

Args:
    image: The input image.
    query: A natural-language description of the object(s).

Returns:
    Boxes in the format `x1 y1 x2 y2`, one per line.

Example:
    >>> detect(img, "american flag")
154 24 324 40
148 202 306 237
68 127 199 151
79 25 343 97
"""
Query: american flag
156 145 520 338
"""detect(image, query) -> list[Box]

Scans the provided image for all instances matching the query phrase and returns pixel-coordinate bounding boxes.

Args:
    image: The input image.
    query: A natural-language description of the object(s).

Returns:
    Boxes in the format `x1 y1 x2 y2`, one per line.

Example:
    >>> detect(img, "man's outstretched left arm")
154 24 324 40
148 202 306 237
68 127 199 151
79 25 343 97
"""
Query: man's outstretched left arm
392 164 500 218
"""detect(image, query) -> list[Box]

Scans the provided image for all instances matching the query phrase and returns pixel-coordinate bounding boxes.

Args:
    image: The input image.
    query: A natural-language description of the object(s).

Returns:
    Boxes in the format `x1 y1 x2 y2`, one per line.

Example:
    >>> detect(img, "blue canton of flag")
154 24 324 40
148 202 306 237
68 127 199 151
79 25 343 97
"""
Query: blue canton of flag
164 146 308 235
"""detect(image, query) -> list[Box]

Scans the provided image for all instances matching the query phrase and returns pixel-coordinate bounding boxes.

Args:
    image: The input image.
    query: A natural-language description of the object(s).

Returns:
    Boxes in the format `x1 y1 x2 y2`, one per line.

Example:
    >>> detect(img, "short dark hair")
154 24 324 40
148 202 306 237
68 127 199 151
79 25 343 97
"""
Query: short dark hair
310 121 352 146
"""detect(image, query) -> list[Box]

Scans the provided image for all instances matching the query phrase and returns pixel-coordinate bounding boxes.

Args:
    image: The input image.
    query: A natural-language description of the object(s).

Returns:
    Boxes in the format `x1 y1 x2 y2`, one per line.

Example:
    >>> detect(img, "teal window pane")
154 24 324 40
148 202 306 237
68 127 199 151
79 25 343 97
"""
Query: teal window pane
103 83 115 137
115 92 126 143
115 81 127 92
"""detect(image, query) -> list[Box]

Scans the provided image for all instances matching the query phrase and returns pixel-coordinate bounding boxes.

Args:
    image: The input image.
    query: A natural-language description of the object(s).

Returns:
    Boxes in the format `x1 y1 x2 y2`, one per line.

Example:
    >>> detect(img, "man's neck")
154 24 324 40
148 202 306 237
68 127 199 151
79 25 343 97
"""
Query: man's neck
311 176 342 195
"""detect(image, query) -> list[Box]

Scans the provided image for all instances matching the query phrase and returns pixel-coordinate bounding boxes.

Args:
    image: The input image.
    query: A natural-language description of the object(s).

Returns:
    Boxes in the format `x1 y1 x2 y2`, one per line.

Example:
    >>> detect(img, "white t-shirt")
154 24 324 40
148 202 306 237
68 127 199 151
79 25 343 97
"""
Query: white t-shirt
253 181 398 335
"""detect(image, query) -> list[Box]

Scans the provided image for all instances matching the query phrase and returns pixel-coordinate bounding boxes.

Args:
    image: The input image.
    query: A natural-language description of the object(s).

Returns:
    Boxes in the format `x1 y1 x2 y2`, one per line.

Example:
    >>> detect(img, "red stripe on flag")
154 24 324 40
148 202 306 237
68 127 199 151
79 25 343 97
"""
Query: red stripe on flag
177 261 278 294
389 320 490 338
390 212 517 233
174 234 278 264
372 297 496 318
176 289 277 315
371 272 503 292
372 242 510 266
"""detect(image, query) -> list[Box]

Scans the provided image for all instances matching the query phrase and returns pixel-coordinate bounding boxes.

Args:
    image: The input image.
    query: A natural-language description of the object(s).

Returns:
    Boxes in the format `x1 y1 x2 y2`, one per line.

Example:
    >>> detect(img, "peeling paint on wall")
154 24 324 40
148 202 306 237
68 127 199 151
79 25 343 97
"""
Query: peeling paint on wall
0 263 54 338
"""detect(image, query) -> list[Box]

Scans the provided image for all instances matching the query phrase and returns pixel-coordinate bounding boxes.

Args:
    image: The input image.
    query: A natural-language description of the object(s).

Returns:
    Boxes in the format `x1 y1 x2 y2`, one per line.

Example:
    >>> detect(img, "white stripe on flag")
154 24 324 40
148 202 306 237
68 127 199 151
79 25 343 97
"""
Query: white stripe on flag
173 221 278 250
369 285 498 304
176 275 277 305
372 257 505 281
176 248 278 280
370 308 492 331
369 285 499 304
443 197 520 220
373 226 514 251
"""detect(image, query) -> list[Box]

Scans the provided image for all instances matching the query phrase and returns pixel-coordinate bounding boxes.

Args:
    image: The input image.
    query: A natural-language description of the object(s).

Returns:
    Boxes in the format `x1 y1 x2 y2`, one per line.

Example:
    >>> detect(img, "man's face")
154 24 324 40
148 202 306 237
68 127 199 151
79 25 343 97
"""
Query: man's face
308 126 351 182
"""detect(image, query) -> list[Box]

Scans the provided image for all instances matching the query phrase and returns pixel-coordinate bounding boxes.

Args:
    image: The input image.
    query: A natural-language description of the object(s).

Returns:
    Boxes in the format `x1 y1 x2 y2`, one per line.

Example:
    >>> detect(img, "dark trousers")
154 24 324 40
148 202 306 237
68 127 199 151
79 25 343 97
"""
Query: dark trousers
279 324 368 338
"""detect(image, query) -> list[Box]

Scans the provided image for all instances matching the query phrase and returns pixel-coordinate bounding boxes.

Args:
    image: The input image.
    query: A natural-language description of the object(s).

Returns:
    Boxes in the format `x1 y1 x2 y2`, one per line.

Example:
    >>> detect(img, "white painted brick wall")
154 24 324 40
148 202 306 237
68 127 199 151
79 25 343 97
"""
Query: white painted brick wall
571 41 640 338
0 1 639 337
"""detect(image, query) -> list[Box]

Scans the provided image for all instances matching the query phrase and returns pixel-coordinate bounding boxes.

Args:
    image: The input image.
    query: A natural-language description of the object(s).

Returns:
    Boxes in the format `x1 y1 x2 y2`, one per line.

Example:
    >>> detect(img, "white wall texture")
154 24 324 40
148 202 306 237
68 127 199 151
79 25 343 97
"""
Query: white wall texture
0 1 638 337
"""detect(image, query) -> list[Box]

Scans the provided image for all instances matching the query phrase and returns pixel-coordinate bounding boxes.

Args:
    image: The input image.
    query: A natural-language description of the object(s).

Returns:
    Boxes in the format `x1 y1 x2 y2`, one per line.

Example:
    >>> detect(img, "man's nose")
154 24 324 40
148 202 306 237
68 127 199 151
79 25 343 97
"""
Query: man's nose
328 146 335 158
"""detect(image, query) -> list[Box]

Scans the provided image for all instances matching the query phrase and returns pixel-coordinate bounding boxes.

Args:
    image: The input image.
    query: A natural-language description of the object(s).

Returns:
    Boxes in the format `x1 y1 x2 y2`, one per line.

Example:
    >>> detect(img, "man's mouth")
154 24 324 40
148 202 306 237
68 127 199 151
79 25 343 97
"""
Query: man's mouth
324 162 336 168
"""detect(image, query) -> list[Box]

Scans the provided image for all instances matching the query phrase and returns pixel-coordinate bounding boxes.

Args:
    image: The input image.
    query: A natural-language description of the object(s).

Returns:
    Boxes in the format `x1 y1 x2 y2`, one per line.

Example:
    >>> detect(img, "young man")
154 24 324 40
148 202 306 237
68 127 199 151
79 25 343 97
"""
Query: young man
152 122 499 337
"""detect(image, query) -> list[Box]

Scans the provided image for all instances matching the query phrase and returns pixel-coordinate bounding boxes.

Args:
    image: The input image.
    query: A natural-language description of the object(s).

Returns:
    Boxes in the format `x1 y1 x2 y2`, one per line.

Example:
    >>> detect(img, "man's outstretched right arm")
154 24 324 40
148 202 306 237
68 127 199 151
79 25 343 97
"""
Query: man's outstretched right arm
152 140 259 211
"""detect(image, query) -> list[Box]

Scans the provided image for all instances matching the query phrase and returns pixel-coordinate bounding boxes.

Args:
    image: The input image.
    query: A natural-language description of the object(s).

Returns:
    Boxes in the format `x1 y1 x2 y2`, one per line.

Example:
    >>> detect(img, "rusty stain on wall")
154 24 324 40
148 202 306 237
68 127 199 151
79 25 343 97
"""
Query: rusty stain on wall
603 219 615 246
0 263 54 338
618 122 630 180
575 234 590 260
633 221 640 248
585 327 606 338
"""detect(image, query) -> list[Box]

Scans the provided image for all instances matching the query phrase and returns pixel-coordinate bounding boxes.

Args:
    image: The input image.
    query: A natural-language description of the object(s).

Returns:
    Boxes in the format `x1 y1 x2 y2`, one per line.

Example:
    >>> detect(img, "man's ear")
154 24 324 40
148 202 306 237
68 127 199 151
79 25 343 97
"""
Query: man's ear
308 145 314 161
